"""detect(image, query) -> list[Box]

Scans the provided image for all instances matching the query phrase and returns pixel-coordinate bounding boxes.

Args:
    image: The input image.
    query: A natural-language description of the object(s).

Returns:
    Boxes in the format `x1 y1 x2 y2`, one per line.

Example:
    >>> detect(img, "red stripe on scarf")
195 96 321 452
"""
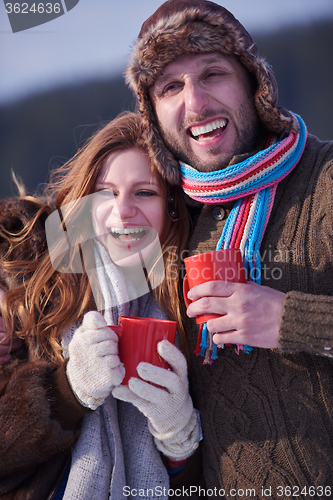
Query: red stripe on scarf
234 196 253 249
181 133 298 196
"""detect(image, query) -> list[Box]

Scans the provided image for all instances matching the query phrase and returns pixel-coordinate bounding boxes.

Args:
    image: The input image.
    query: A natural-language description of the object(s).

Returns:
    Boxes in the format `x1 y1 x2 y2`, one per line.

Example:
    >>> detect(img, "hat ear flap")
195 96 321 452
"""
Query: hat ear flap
139 91 181 185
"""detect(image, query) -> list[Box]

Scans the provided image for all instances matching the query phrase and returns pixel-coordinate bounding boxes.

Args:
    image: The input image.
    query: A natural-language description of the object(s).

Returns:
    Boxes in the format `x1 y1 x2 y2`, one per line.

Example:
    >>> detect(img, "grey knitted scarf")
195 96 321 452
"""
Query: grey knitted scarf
62 241 169 499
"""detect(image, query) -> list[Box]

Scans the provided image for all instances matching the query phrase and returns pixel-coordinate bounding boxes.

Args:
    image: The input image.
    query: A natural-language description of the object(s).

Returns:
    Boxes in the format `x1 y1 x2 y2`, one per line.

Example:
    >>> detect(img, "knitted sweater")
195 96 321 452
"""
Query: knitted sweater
186 135 333 498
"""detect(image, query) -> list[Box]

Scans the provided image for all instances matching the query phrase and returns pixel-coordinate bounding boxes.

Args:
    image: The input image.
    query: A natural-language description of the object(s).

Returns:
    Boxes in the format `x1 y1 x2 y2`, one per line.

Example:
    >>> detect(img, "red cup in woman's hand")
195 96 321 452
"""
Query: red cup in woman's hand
109 316 177 385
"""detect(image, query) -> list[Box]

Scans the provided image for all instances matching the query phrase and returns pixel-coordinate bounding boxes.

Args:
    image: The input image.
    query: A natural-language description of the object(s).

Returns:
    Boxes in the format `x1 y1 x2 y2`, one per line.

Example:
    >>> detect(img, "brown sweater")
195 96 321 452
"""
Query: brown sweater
186 135 333 498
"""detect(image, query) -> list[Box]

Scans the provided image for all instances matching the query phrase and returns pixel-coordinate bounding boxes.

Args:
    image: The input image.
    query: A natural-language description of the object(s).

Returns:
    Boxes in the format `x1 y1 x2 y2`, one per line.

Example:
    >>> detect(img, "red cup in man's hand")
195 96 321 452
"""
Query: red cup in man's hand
183 249 246 324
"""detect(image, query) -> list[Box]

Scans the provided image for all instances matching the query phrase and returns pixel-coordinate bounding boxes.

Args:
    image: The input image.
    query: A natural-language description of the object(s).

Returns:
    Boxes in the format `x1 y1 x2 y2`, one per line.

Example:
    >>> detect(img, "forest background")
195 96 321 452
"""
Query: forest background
1 17 332 199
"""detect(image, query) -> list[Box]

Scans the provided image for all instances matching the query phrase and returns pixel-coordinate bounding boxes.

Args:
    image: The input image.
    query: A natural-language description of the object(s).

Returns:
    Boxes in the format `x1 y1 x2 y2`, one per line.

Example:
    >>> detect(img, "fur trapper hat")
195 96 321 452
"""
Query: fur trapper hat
126 0 296 184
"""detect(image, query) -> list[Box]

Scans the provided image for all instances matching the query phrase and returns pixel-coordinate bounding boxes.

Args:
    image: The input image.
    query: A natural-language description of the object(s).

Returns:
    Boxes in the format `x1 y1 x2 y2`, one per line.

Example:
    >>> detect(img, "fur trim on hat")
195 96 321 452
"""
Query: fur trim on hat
126 0 296 185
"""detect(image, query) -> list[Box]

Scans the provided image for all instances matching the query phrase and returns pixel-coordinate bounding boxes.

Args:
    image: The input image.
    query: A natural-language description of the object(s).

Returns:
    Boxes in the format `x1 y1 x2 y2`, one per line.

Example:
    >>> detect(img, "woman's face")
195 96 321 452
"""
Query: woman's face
92 147 165 267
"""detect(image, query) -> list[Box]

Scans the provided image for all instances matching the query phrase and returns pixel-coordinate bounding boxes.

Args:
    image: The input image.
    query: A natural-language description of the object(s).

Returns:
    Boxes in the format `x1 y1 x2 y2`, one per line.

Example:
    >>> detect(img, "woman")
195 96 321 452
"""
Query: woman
0 112 200 499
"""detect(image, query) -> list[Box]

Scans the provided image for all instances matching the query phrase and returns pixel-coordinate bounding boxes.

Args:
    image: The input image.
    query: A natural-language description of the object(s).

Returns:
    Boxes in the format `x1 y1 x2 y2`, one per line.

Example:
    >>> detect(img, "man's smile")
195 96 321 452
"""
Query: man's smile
188 118 228 141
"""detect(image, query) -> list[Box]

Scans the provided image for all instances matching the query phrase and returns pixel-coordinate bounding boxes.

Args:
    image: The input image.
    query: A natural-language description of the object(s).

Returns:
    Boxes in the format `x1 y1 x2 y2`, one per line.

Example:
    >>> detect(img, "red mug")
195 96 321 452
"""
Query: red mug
109 316 177 385
183 249 247 324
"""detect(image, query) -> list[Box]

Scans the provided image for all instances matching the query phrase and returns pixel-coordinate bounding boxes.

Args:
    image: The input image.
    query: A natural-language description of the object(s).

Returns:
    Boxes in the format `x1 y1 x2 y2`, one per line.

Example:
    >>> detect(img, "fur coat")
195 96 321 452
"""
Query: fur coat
0 352 89 499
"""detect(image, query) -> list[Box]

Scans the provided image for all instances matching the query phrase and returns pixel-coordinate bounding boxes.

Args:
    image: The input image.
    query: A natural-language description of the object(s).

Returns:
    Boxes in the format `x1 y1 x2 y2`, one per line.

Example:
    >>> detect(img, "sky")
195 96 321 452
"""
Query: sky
1 0 333 104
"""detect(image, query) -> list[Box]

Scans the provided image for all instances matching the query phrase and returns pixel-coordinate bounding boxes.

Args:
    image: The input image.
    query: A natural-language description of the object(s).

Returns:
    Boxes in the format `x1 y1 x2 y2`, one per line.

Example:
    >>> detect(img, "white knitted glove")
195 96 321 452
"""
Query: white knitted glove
112 340 200 461
66 311 125 410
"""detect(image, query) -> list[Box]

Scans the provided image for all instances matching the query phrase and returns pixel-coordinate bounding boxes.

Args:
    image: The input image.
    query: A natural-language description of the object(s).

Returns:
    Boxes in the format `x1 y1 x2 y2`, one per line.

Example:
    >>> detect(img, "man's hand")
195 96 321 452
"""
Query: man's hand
186 280 285 349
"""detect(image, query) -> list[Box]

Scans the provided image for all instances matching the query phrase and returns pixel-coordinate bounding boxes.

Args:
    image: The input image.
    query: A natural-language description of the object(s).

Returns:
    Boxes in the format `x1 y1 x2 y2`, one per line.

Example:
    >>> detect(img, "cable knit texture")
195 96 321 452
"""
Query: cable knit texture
185 135 333 496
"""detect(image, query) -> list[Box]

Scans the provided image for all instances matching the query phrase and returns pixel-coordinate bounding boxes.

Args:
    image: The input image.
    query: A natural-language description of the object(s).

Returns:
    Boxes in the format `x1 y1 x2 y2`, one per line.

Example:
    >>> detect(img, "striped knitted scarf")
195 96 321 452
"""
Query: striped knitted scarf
180 112 307 363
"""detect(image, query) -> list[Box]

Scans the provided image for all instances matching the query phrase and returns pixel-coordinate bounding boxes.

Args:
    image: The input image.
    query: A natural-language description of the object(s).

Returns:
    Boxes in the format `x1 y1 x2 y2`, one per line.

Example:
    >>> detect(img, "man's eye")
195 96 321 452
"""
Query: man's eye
205 71 221 79
162 82 182 95
204 69 230 82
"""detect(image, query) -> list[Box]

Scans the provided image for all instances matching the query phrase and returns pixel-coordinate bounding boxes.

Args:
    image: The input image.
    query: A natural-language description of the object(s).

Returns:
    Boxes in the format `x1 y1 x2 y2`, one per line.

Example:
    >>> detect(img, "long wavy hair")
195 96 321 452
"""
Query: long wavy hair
0 187 53 352
3 112 190 363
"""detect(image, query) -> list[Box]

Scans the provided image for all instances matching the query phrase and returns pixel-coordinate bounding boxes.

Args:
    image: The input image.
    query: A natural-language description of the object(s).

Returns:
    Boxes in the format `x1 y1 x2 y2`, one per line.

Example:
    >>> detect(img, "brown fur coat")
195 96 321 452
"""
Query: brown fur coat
0 197 89 499
0 357 87 500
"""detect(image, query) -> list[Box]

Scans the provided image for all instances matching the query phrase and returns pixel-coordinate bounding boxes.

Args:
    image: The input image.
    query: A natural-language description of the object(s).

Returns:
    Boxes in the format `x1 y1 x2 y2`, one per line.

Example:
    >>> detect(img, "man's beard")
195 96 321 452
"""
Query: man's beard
158 102 265 172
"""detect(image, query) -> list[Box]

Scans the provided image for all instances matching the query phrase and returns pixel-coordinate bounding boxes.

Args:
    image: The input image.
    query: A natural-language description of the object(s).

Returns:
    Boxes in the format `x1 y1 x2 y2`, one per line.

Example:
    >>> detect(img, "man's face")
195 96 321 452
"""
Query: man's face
149 52 264 172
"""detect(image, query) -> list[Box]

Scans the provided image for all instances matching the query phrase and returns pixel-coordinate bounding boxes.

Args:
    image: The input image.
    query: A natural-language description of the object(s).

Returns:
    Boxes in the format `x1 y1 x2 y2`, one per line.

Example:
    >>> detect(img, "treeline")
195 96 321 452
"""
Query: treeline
0 19 332 199
0 76 135 198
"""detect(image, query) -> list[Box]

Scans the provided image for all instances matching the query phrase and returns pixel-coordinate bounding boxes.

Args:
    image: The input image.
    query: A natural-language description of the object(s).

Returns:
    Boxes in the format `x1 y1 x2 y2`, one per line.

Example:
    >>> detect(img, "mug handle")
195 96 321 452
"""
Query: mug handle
183 274 192 308
108 324 122 337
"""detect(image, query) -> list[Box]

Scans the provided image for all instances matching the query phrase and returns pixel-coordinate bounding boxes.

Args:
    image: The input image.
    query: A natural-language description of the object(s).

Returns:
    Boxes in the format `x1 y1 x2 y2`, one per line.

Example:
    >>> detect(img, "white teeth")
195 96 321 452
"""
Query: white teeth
110 227 147 241
191 119 227 137
111 227 145 235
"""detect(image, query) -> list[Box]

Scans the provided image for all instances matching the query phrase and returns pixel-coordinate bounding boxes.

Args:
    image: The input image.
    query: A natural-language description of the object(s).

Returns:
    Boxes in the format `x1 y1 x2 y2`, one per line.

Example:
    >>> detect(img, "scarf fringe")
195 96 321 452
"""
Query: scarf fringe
194 324 253 364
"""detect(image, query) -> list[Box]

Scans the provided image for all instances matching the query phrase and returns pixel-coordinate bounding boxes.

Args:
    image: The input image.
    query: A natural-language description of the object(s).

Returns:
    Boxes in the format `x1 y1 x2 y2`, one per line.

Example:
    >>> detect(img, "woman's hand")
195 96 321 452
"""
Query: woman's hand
66 311 125 410
112 340 200 461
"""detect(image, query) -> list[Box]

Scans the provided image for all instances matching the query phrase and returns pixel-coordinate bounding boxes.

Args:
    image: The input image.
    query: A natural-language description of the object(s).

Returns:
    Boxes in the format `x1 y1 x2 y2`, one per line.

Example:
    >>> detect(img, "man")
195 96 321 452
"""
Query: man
125 0 333 496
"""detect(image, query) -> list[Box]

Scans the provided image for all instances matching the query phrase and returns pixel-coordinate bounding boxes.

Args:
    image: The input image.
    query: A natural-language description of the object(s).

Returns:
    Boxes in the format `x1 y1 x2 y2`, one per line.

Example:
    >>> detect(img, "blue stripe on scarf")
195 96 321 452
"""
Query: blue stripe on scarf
181 113 307 362
180 114 307 204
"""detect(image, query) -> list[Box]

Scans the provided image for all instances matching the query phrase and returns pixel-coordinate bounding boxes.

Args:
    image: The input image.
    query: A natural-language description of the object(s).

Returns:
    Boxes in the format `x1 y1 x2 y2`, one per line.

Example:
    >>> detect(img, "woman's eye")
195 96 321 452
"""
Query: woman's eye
96 189 116 198
136 190 157 197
